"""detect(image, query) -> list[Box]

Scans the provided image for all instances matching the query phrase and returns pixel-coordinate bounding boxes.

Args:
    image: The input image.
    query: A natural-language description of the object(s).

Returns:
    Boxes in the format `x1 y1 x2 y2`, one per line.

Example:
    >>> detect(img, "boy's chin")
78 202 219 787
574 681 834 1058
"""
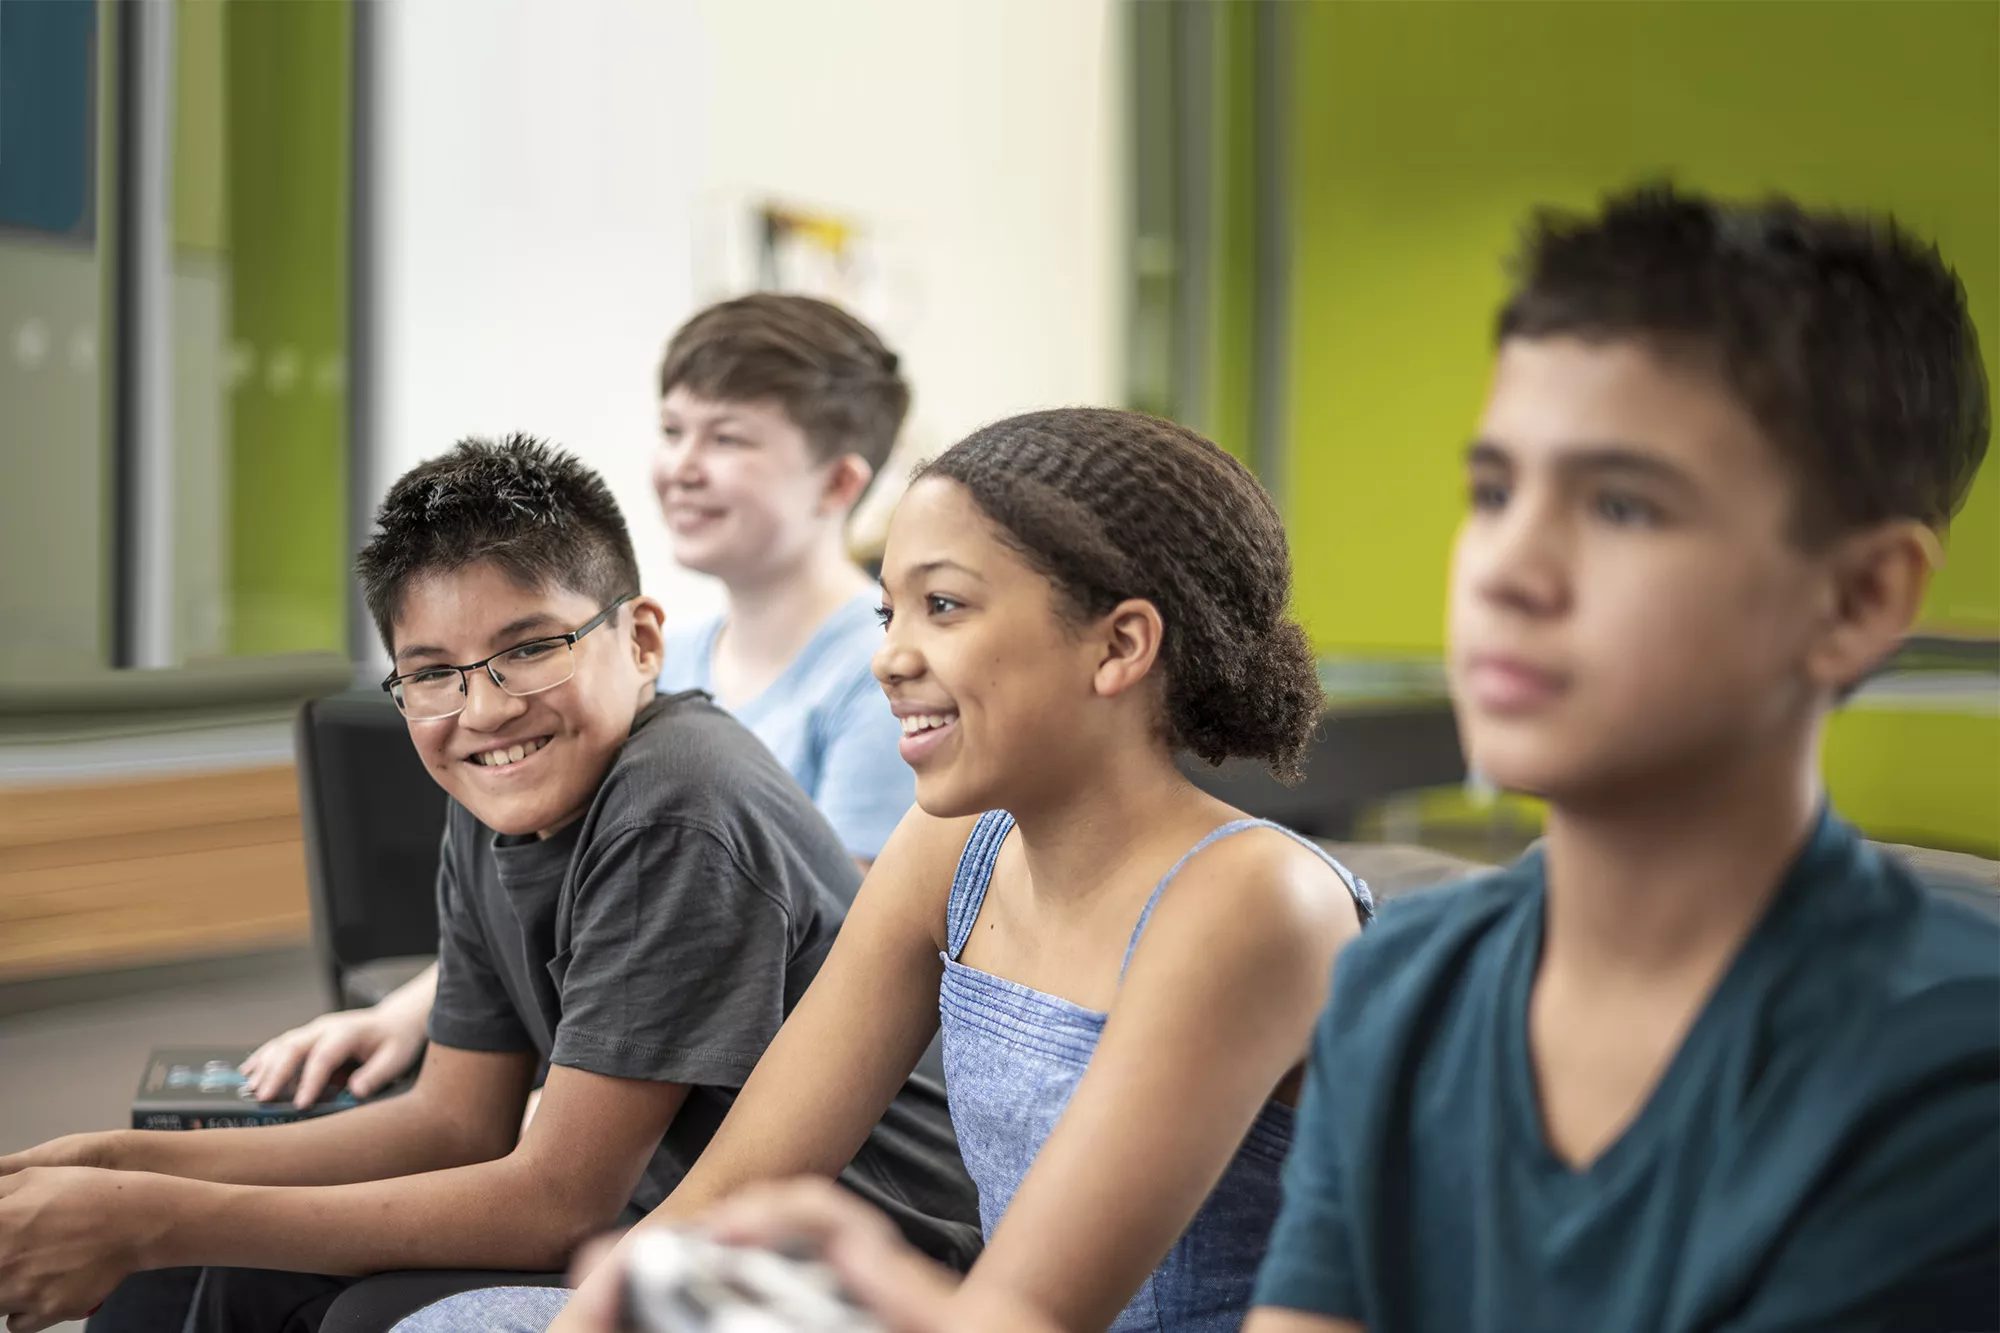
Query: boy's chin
449 781 587 839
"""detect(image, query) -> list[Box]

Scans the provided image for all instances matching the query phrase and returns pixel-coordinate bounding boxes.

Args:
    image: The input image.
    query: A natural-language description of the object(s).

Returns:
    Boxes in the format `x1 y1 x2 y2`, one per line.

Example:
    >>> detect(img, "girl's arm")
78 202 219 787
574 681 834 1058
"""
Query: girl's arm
961 829 1363 1333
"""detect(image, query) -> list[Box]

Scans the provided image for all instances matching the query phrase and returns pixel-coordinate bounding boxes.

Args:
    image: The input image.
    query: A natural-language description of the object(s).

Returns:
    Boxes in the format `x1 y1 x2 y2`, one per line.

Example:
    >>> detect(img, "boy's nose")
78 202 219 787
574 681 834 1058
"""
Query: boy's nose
1473 503 1571 618
460 666 528 727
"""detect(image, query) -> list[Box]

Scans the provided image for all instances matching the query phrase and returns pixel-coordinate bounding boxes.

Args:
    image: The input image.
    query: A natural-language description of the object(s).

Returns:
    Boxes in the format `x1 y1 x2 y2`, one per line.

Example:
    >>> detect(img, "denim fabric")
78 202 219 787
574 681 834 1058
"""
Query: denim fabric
390 1285 570 1333
939 812 1371 1333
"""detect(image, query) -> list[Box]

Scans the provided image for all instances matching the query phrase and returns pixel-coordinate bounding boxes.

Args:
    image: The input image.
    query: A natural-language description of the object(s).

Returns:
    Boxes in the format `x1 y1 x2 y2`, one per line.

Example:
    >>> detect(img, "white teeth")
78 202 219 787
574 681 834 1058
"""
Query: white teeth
475 737 548 767
899 714 954 736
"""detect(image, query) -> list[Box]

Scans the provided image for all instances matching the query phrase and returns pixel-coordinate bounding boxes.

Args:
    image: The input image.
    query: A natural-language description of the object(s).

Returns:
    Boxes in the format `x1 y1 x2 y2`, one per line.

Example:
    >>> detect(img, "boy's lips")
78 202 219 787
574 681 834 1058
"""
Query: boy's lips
1462 652 1569 713
461 734 554 775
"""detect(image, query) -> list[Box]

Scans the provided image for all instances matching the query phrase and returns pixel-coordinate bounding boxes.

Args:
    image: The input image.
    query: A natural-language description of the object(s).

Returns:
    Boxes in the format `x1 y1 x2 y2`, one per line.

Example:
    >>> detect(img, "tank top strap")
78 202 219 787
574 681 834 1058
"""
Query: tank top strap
945 811 1017 961
1119 819 1376 977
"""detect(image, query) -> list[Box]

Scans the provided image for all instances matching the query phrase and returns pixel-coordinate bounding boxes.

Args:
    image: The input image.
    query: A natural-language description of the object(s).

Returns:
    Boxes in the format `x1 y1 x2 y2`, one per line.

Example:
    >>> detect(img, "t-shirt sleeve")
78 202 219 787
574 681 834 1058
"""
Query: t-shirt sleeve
1253 966 1366 1321
808 673 914 862
1715 978 2000 1333
550 822 798 1088
427 825 535 1053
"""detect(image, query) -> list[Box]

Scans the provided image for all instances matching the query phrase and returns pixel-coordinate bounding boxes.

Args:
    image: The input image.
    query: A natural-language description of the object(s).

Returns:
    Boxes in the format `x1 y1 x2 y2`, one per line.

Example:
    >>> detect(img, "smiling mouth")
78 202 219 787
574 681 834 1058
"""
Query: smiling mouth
899 713 957 736
467 736 551 768
666 505 726 527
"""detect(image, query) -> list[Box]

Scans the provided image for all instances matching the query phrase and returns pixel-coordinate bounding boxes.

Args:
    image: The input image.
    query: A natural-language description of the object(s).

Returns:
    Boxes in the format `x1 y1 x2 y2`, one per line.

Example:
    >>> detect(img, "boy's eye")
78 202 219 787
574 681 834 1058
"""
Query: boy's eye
874 604 893 629
715 434 747 448
1595 490 1662 527
503 640 562 663
409 668 459 687
925 594 962 616
1468 479 1509 511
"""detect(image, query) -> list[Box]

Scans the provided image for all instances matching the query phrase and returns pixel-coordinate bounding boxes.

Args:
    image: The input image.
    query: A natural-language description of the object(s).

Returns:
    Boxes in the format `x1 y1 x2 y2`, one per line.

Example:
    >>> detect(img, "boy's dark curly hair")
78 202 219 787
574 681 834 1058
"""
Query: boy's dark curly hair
918 408 1321 783
1499 184 1989 543
357 434 640 648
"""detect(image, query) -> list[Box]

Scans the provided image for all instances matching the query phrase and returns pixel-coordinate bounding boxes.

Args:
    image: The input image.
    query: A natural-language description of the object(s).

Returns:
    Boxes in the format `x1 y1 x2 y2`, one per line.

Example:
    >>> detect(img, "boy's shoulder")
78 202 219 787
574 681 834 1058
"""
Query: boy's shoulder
1831 843 2000 1055
1322 856 1540 1034
595 691 812 834
1869 843 2000 988
589 692 857 883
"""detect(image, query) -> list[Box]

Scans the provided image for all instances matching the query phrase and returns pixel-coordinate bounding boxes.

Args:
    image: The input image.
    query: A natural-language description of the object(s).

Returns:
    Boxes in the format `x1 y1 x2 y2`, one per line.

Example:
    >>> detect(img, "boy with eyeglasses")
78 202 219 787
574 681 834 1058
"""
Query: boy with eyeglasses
0 436 978 1333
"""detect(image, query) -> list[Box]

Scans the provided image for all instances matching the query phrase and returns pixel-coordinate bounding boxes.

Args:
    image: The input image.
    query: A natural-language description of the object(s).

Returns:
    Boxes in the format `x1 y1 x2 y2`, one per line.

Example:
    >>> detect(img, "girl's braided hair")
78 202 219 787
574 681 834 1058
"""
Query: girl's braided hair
917 407 1321 783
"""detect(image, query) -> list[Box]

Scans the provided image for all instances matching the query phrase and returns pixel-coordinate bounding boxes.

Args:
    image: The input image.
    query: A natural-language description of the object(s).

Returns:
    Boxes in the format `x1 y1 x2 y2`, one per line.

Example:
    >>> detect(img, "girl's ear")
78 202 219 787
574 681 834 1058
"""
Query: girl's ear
1093 598 1165 700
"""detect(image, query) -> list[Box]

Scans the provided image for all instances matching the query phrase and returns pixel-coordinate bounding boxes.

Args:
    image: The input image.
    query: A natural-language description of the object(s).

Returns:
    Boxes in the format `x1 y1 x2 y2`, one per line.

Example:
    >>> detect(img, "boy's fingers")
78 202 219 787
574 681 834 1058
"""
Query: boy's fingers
293 1038 357 1109
246 1035 308 1100
348 1040 411 1098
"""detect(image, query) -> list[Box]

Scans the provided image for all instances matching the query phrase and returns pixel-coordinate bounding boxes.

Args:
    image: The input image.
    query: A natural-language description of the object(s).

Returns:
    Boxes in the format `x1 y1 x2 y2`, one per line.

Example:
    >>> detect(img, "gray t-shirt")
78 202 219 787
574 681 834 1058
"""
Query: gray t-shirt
428 691 980 1267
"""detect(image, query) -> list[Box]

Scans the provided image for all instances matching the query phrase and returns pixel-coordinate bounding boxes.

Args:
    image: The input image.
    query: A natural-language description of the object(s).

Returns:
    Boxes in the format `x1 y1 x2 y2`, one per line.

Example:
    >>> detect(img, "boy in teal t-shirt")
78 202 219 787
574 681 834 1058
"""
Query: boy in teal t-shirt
1250 189 1998 1333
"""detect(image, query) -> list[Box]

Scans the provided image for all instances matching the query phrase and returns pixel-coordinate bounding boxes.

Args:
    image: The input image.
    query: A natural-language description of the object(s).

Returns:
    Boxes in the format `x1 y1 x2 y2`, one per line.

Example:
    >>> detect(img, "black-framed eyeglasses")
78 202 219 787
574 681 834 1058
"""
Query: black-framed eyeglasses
381 593 636 721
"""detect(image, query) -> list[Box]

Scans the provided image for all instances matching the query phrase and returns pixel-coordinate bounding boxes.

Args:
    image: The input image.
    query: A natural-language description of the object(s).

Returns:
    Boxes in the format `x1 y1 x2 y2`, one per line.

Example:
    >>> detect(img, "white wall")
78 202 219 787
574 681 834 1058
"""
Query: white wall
368 0 1122 663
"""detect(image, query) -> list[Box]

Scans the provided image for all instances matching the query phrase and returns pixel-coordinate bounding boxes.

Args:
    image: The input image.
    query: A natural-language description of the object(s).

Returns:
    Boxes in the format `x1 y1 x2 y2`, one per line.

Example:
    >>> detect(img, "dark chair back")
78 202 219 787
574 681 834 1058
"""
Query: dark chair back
295 688 446 1006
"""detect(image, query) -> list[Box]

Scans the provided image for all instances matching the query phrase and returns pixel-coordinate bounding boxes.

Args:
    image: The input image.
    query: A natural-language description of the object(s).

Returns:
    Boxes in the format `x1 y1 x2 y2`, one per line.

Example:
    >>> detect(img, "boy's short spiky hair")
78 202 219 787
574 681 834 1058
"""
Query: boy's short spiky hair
357 434 640 648
1498 184 1990 543
658 293 910 482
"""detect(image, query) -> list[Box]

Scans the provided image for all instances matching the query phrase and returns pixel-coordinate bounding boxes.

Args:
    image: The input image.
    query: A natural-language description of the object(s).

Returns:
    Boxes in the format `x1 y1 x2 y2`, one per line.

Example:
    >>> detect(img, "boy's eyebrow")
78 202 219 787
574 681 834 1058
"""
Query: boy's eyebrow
1466 439 1699 493
492 611 566 642
392 613 566 665
1557 445 1701 494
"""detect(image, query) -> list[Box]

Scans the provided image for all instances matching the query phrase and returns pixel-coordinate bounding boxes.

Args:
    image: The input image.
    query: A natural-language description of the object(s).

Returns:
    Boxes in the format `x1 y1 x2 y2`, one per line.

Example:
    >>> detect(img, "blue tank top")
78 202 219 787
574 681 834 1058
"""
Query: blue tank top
939 812 1374 1333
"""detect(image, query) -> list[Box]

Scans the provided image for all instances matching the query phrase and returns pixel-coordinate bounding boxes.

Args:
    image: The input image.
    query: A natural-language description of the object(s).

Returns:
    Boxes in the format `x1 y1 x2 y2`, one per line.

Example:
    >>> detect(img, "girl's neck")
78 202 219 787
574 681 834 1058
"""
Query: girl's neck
1006 740 1224 906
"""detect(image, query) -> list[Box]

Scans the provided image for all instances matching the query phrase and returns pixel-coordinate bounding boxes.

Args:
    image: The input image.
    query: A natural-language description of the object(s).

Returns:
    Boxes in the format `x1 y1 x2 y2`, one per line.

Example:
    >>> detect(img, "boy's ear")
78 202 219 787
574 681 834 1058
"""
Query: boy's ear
626 595 668 680
1805 520 1937 694
1091 598 1165 701
818 454 875 516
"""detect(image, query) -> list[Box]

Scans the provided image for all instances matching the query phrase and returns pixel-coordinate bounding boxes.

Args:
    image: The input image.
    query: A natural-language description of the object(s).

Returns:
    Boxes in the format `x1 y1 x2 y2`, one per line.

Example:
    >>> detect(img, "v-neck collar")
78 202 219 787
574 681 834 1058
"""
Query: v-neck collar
1499 807 1849 1187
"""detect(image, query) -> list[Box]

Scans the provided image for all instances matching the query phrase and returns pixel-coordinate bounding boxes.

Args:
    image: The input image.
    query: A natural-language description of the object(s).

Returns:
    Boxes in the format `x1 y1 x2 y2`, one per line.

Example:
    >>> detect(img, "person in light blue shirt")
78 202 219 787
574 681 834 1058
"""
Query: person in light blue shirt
657 592 910 863
648 293 919 865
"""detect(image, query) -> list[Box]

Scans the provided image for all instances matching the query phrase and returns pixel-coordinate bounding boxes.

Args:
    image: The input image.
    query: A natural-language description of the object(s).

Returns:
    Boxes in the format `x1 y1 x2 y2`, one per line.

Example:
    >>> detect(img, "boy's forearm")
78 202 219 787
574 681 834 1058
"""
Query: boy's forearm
143 1153 604 1275
106 1087 505 1187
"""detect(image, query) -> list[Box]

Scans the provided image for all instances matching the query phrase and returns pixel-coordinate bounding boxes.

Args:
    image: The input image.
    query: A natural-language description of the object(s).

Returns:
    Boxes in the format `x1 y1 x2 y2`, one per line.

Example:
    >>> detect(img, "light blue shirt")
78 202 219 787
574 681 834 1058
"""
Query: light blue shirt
658 594 912 861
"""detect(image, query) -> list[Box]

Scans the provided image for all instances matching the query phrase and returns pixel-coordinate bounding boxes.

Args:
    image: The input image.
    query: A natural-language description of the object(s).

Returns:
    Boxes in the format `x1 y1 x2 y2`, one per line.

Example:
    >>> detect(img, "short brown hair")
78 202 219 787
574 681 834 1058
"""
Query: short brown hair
658 294 910 480
1498 185 1989 544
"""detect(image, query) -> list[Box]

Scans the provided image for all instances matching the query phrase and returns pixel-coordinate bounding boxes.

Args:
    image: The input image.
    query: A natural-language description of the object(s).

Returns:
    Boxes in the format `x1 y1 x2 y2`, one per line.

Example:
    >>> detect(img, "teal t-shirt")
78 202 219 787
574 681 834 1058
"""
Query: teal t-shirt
1256 809 1999 1333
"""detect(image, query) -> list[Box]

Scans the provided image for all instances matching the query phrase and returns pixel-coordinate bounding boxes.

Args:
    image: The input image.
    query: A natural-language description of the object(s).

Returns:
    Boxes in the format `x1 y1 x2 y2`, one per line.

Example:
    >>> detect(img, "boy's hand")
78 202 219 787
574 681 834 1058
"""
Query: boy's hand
0 1133 119 1178
0 1167 169 1333
241 1004 426 1107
